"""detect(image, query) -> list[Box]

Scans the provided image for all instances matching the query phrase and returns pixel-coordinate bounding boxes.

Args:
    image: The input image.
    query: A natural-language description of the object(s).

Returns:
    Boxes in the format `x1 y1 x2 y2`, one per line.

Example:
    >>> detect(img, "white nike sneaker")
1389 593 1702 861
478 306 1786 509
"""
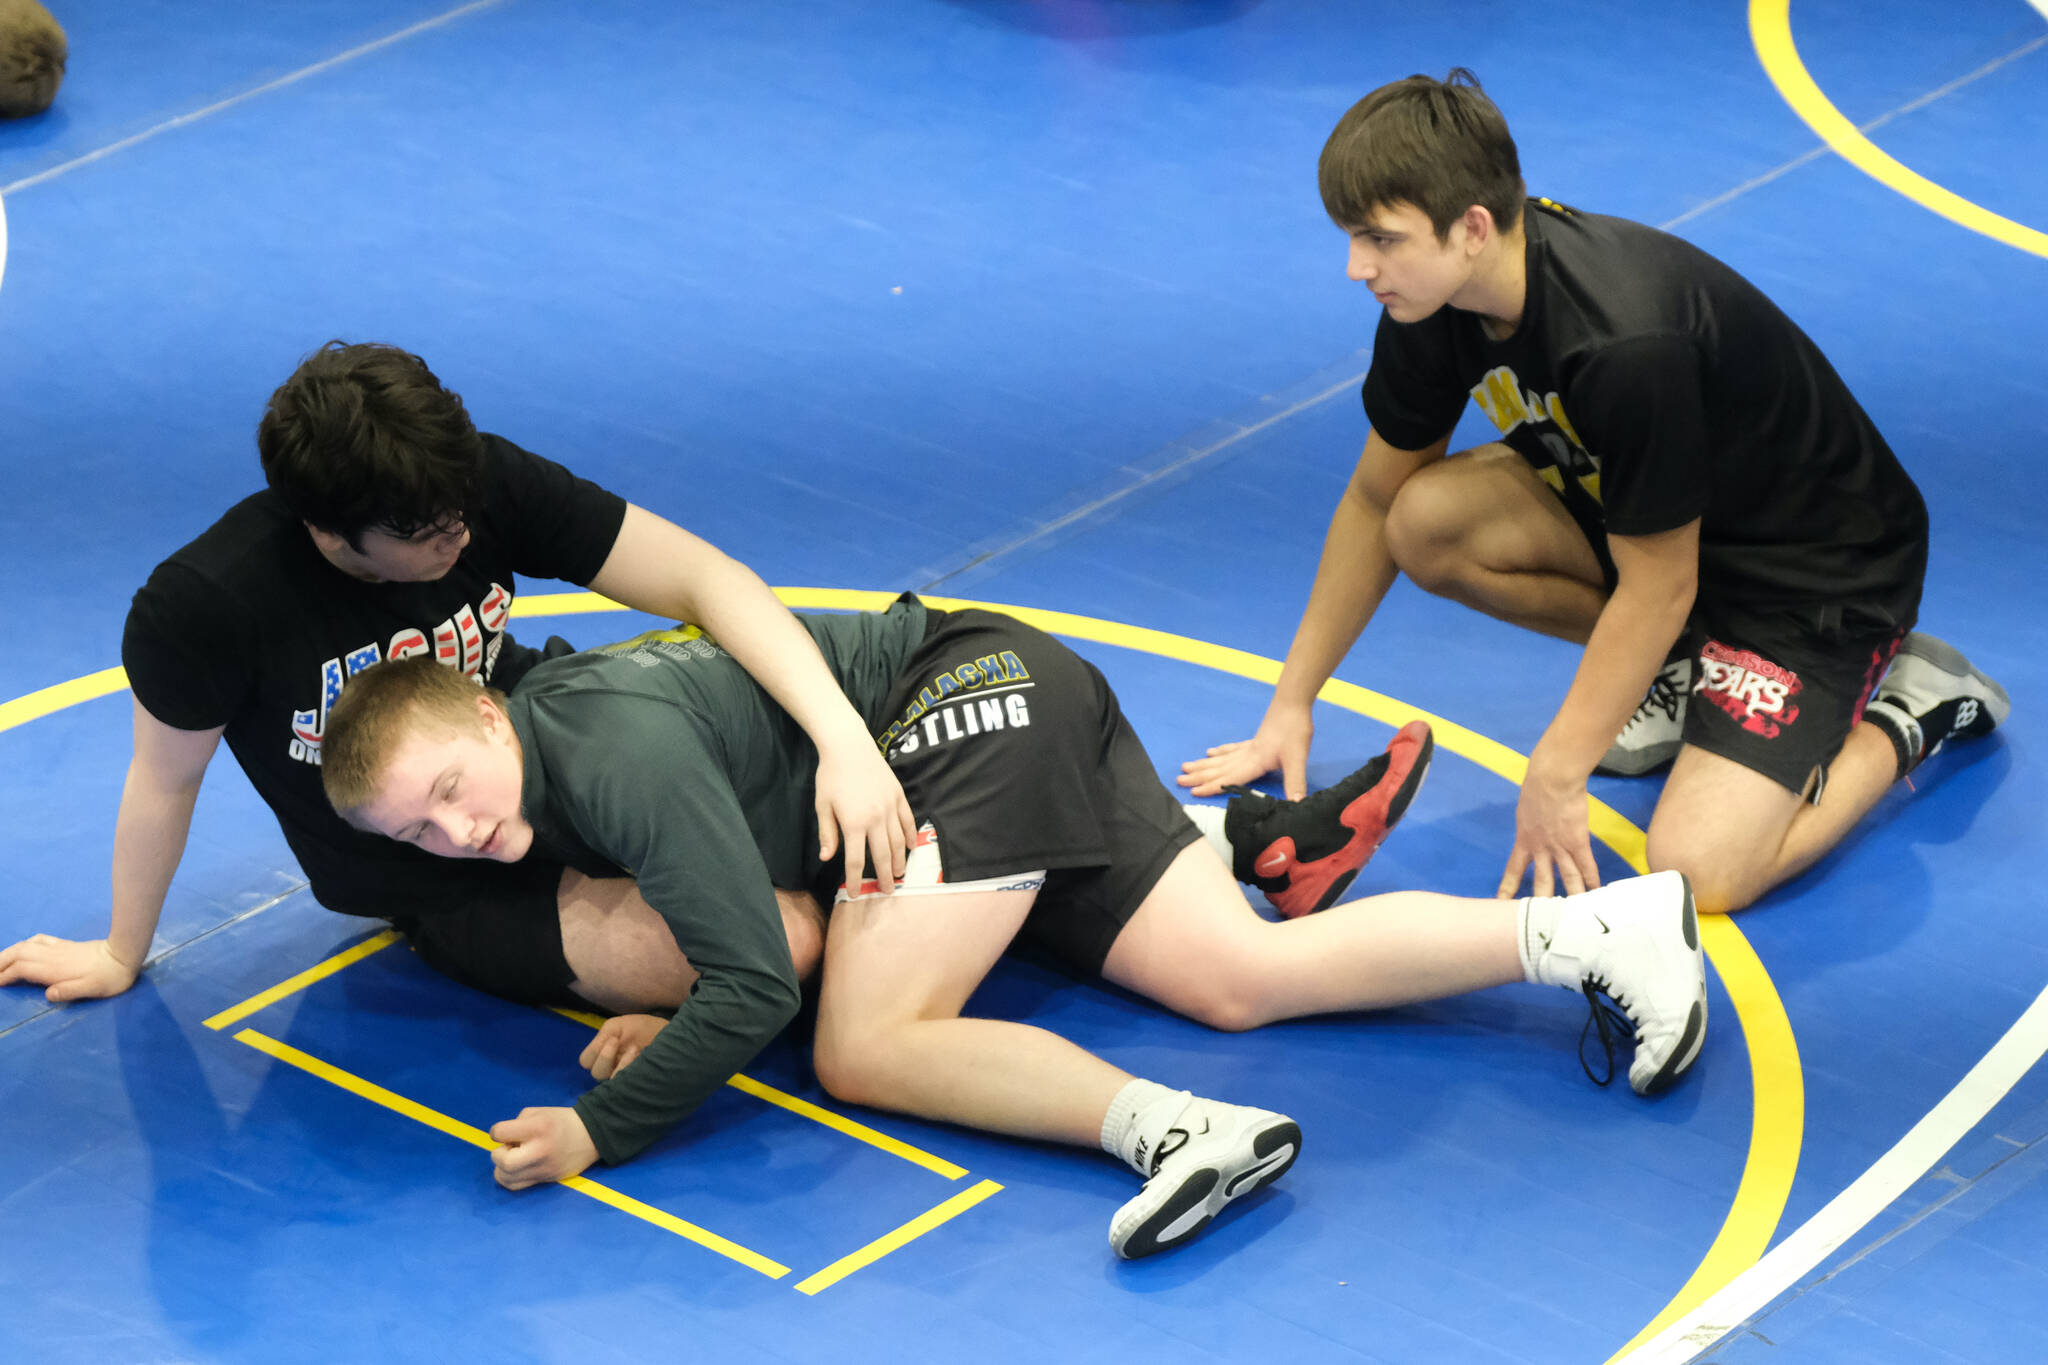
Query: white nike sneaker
1596 656 1692 777
1108 1098 1301 1259
1527 870 1707 1095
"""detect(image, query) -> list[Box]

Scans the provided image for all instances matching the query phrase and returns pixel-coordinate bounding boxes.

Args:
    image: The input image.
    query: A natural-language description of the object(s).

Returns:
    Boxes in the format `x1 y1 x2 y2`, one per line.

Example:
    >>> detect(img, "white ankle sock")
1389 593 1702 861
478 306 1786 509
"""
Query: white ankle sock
1100 1078 1191 1176
1516 895 1562 984
1180 803 1232 869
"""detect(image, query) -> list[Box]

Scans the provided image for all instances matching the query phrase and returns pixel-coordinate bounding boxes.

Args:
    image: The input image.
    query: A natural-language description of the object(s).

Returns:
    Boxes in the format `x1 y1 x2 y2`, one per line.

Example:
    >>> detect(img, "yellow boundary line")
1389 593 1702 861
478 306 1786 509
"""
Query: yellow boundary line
644 588 1802 1353
794 1179 1006 1296
5 589 1801 1329
230 1026 792 1279
0 665 128 735
724 1073 969 1180
551 1007 969 1178
203 931 984 1287
1751 0 2048 260
203 929 403 1031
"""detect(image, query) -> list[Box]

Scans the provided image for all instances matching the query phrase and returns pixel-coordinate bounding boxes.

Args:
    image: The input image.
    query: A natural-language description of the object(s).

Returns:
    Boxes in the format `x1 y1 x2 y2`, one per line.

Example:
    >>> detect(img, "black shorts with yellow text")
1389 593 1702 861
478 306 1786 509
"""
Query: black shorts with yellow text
870 604 1199 975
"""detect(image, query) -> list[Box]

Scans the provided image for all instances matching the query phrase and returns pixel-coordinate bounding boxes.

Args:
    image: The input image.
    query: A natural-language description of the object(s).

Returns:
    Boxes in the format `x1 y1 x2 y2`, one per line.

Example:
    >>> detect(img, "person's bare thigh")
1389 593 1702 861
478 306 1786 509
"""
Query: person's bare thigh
1098 842 1272 1028
1647 745 1805 912
557 871 824 1013
817 885 1038 1038
1387 442 1606 596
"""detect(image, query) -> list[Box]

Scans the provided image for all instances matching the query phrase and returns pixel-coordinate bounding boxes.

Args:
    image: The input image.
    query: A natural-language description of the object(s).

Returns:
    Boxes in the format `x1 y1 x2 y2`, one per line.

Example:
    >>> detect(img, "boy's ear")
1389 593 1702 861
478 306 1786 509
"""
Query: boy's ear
476 691 507 734
1459 204 1496 253
305 522 349 556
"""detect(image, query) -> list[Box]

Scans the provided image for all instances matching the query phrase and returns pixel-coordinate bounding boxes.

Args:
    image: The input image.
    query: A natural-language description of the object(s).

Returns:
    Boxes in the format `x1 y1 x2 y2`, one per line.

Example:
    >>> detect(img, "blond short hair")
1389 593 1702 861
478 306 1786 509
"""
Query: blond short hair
322 657 506 820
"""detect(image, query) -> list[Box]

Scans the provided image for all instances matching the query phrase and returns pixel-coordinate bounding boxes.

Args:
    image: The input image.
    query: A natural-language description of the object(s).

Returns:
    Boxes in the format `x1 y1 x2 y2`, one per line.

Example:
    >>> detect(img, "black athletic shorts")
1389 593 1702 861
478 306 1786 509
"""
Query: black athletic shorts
1676 598 1910 799
1556 492 1917 797
870 602 1201 975
383 856 584 1009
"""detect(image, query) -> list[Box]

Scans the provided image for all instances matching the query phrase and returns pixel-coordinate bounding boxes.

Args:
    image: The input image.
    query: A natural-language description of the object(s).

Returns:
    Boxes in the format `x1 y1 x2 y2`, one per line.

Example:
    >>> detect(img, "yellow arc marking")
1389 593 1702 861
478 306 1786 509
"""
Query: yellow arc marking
1752 0 2048 259
6 588 1801 1327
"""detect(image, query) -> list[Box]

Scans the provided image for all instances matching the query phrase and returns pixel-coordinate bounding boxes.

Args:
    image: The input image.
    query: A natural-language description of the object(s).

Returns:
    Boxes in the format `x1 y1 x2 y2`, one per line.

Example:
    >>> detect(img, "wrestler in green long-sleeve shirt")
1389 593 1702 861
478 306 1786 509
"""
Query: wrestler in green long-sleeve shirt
509 599 928 1164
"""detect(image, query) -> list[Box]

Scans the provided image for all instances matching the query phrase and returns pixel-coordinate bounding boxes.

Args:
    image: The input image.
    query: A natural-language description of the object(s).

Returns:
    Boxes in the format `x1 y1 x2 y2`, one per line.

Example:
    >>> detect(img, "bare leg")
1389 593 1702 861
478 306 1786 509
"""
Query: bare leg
1101 842 1523 1029
558 871 824 1013
1648 728 1898 913
812 885 1127 1147
1385 443 1610 643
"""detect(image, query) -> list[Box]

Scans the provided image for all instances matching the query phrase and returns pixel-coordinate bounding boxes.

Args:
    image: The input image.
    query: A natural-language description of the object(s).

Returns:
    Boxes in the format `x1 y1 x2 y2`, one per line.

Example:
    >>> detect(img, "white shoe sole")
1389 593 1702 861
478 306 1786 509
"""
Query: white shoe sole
1108 1114 1301 1259
1629 871 1707 1096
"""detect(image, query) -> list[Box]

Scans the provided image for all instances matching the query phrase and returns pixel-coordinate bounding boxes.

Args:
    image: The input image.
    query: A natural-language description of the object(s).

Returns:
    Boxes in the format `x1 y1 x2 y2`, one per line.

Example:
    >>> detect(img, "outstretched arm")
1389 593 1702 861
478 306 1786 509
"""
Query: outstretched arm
1500 519 1698 898
587 504 914 894
0 698 220 1001
1181 427 1447 799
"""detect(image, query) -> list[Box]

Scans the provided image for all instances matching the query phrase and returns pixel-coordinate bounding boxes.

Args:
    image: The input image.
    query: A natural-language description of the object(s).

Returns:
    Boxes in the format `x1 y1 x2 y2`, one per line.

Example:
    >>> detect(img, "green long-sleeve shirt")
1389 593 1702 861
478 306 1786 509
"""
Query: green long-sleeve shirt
507 600 927 1164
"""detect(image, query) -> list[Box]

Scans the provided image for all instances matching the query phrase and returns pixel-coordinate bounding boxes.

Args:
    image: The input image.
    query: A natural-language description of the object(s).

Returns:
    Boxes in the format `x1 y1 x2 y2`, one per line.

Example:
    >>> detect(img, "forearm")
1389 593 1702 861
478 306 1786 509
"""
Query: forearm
573 971 799 1164
1272 486 1402 713
1537 583 1693 778
106 768 203 968
589 505 873 756
686 559 875 753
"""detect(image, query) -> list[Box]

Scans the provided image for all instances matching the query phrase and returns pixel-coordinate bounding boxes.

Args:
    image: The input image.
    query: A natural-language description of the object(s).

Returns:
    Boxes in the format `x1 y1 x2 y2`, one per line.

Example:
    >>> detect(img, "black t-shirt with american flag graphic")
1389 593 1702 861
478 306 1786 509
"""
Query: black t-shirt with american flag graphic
122 434 627 918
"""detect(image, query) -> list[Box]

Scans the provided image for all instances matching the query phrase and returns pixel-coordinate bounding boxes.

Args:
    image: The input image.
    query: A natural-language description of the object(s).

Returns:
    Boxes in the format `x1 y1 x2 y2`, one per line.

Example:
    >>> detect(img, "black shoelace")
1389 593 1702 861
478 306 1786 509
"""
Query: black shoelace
1577 979 1635 1087
1642 668 1686 723
1148 1125 1192 1177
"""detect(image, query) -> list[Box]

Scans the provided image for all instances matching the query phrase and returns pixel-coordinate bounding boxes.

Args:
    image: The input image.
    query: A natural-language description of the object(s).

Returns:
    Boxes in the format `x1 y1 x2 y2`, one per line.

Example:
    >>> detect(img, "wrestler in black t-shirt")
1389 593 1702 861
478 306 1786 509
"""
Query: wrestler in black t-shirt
1187 70 2006 916
1363 198 1926 620
122 434 625 922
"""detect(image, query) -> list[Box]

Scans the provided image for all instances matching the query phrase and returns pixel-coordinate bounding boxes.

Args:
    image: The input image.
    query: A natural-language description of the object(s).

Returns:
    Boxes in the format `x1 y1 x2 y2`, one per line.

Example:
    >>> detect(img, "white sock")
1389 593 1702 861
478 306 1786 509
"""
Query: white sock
1100 1078 1191 1177
1516 895 1562 984
1180 803 1232 868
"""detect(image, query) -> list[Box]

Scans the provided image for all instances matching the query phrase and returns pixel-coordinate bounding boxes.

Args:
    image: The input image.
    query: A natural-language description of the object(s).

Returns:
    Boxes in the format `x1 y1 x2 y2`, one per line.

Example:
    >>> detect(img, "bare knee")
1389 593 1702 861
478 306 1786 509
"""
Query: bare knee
1383 475 1470 595
1182 993 1267 1034
812 1020 899 1108
1157 961 1278 1033
1643 837 1764 915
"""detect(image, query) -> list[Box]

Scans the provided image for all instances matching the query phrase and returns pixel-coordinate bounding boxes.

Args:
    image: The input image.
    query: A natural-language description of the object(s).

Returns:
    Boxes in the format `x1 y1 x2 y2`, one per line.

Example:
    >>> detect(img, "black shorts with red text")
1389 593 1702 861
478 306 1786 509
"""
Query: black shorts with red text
868 604 1200 975
1678 598 1911 799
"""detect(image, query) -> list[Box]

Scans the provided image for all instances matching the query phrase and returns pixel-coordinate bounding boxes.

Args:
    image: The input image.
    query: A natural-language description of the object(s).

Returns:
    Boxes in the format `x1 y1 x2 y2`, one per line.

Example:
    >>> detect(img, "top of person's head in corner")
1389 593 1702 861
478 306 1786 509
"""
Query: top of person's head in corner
1318 68 1526 242
258 341 486 565
322 655 535 863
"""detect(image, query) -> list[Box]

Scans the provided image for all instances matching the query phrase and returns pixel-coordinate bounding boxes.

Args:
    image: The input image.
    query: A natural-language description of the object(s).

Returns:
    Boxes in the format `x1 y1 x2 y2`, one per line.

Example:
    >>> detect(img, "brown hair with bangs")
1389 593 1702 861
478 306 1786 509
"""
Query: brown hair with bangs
1318 68 1525 241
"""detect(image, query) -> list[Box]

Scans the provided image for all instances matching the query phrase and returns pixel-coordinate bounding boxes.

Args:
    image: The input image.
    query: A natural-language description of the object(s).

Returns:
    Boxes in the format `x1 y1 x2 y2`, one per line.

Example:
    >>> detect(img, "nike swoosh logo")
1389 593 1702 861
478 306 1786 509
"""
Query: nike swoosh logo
1594 915 1611 934
1224 1145 1296 1197
1255 850 1291 876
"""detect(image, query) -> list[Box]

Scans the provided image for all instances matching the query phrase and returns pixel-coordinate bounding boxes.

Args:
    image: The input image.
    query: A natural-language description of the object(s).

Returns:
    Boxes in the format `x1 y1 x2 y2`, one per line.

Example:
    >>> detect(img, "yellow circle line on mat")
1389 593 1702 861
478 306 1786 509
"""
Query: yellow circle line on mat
1 587 1803 1350
1752 0 2048 259
547 587 1802 1351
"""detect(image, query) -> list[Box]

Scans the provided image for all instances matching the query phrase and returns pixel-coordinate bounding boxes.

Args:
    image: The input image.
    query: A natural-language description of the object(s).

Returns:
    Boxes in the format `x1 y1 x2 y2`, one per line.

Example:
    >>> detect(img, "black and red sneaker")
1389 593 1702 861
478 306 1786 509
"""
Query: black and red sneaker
1222 719 1434 918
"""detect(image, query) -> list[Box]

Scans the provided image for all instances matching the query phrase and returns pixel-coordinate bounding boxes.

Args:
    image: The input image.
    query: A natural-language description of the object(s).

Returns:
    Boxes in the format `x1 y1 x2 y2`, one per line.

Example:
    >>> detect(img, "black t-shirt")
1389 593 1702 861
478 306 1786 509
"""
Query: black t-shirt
1363 198 1926 621
121 434 629 917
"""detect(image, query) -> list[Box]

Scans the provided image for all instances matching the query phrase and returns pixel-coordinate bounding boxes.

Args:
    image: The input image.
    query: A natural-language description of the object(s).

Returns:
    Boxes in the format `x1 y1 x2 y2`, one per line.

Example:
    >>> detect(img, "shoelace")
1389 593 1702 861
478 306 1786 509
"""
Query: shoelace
1622 667 1687 735
1148 1125 1192 1177
1576 979 1636 1087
